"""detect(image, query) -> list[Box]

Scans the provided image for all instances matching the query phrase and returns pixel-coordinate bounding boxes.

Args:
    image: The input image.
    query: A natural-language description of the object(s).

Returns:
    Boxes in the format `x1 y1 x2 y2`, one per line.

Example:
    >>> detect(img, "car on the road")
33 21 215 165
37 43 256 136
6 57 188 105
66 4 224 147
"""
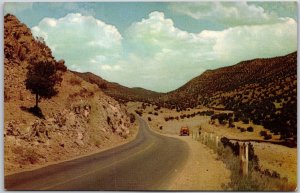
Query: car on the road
180 126 190 136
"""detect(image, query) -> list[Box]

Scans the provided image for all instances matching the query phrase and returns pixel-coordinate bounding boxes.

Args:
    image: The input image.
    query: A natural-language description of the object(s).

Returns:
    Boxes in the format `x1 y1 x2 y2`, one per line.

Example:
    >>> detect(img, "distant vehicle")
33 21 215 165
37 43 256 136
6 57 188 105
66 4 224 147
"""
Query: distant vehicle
180 126 190 136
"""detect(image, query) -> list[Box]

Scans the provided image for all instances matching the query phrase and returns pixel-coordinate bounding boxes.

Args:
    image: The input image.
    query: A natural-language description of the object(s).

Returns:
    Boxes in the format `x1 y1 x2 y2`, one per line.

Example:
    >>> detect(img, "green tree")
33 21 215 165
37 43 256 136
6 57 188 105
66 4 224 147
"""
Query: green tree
25 55 66 109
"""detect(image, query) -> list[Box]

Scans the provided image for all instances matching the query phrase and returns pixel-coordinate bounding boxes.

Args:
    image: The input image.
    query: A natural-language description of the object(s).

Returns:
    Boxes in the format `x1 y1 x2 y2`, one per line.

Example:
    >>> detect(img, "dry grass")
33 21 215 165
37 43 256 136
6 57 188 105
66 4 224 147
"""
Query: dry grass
197 135 292 191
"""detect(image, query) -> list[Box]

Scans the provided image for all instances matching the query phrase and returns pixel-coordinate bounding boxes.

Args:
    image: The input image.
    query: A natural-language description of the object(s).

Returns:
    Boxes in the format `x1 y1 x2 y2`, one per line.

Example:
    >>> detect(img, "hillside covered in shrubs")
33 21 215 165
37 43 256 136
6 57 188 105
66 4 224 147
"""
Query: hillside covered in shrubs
160 52 297 140
73 71 162 103
76 51 297 142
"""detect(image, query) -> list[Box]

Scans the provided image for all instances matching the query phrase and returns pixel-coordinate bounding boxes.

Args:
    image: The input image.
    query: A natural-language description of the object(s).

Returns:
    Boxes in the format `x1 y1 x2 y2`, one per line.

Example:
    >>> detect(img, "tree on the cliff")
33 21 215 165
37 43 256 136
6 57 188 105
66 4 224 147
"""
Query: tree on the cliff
25 54 66 109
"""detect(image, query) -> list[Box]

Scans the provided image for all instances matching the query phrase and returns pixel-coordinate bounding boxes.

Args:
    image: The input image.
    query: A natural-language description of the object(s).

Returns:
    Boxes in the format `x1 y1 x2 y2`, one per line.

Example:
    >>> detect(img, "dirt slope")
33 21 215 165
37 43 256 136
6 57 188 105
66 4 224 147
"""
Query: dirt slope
4 14 137 175
72 71 161 103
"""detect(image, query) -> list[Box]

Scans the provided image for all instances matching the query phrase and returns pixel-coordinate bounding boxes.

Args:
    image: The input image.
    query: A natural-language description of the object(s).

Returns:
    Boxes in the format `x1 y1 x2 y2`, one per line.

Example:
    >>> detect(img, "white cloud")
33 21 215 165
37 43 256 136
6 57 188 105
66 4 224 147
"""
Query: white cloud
31 11 297 92
199 18 297 63
170 2 287 26
101 64 121 71
109 11 296 92
31 13 122 73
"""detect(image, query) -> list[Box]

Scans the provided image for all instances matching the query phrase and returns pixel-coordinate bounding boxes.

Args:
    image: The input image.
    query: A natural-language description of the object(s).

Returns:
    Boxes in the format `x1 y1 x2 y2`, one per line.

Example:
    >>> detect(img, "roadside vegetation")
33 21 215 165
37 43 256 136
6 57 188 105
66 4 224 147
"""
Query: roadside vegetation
199 135 291 191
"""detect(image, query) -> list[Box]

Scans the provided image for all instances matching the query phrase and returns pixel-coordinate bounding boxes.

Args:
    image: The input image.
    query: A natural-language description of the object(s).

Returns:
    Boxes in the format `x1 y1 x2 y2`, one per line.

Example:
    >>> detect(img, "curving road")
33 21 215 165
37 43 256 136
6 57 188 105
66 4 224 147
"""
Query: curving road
5 117 189 190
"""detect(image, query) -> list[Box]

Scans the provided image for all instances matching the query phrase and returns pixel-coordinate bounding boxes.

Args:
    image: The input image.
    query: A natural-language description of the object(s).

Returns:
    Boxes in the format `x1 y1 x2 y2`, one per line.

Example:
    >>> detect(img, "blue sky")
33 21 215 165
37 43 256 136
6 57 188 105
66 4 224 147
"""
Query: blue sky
4 2 298 92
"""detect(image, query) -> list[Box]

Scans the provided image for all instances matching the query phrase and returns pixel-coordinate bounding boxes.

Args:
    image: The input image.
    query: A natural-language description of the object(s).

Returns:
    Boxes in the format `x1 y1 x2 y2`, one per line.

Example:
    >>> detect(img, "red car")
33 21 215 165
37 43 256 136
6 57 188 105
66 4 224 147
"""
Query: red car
180 127 190 136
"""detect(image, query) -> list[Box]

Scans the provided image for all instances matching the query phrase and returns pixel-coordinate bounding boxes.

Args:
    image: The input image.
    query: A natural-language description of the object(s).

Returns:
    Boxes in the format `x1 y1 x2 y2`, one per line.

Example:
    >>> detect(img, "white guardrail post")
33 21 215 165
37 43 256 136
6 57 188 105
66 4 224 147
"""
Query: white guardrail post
239 142 249 176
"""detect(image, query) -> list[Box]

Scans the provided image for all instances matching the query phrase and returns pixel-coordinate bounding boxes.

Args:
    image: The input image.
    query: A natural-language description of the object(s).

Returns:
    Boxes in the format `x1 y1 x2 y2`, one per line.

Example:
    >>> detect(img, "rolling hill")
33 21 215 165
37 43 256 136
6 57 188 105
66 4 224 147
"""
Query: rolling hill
75 52 297 140
160 52 297 139
76 53 296 112
72 71 162 103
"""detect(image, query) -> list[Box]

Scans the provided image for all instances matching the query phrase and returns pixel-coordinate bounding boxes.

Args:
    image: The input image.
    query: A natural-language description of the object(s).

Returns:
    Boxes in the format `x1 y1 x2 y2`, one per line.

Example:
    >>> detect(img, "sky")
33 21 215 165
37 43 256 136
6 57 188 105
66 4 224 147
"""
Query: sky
4 2 298 92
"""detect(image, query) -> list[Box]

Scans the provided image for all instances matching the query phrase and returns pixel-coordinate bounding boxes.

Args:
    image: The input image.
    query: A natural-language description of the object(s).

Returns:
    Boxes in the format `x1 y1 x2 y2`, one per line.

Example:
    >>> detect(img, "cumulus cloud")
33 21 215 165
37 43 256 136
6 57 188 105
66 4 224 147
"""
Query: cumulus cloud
31 11 297 92
111 11 296 91
199 18 297 63
31 13 122 73
170 2 289 26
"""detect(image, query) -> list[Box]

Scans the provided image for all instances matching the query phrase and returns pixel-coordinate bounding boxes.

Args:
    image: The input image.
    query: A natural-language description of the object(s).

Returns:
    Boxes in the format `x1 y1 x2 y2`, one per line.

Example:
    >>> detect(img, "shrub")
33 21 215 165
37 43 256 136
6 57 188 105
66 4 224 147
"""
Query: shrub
99 83 107 89
159 126 163 130
264 134 272 140
216 139 289 191
129 113 135 123
135 110 142 116
242 118 250 124
247 126 254 132
260 131 267 137
240 128 246 132
229 123 235 128
148 117 152 121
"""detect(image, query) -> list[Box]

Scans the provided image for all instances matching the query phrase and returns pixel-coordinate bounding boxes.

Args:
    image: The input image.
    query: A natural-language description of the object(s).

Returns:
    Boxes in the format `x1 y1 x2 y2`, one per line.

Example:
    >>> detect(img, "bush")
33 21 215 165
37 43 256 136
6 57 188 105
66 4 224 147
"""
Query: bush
129 113 135 123
135 110 142 116
240 128 246 132
159 126 163 130
260 131 267 137
229 123 235 128
148 117 152 121
216 139 289 191
247 126 254 132
264 134 272 140
242 118 250 124
99 83 107 89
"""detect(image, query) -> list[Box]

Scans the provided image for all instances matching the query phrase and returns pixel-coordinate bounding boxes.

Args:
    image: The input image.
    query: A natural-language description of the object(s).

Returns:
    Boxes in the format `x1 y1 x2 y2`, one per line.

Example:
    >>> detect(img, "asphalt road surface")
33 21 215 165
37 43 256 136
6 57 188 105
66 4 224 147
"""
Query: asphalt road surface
5 117 189 190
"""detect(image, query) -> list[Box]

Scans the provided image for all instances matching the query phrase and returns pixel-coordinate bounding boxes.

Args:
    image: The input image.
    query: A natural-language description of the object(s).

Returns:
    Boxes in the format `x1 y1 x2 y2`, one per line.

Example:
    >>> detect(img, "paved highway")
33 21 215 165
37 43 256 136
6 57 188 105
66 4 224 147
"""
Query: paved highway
5 117 189 190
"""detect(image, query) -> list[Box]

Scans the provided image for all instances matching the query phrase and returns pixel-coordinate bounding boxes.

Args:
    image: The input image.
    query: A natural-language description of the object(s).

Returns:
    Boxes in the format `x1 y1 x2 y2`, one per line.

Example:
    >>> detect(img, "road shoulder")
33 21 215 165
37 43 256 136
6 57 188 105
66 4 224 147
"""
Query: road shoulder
148 123 231 190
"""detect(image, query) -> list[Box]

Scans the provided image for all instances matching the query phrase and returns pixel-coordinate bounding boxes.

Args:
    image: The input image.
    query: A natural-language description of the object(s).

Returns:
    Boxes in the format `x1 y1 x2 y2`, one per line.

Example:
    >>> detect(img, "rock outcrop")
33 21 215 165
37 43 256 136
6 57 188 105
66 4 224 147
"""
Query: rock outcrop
4 14 136 175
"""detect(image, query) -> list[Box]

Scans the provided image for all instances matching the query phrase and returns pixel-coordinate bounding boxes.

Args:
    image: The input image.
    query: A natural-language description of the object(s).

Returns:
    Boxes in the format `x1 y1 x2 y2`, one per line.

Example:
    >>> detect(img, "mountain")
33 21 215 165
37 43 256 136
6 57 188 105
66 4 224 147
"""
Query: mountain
161 52 297 139
4 14 136 174
72 71 161 103
163 52 296 106
74 51 297 139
